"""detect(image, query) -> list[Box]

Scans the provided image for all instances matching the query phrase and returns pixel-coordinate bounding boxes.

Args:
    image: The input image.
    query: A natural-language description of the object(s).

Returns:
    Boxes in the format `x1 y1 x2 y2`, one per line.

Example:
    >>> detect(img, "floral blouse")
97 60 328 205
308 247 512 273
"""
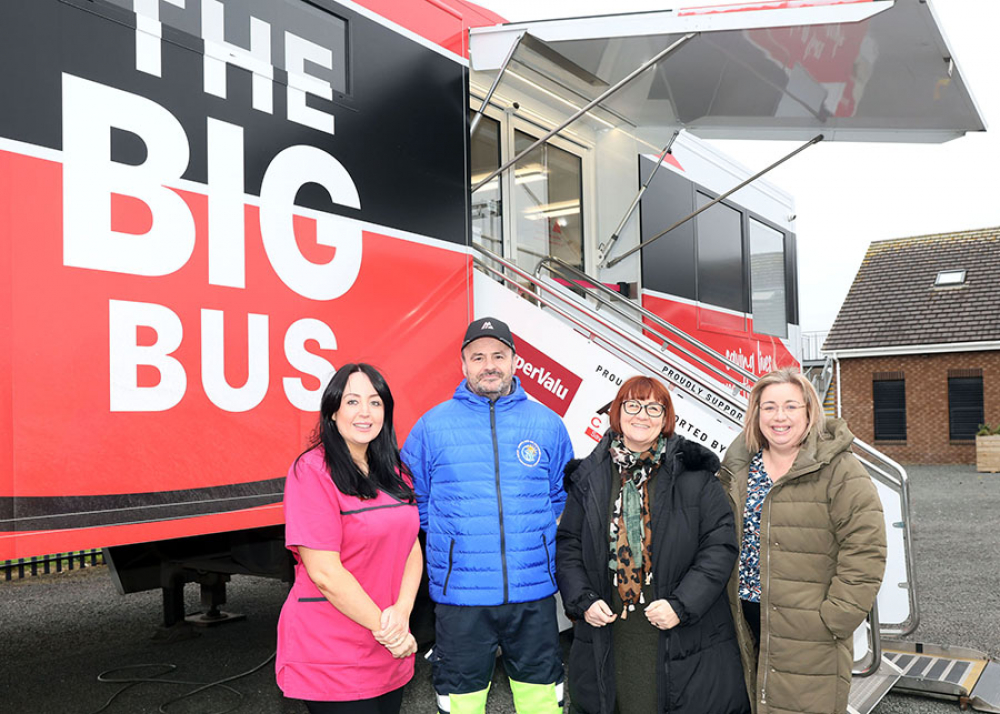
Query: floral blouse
738 450 773 602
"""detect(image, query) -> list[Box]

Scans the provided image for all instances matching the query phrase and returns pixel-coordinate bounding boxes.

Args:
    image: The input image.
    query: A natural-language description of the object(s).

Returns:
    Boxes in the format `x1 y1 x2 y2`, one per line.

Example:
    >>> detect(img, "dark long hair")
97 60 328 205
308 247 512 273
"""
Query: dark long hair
297 363 414 502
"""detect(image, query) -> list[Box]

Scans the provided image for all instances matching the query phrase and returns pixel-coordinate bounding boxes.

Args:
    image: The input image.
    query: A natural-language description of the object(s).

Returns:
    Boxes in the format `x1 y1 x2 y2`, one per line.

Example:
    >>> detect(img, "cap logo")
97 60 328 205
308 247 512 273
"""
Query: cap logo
481 321 494 330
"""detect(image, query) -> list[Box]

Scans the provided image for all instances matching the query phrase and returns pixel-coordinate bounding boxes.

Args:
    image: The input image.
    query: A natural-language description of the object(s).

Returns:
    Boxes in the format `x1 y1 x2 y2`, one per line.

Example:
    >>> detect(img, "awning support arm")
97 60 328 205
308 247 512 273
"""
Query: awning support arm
470 31 525 138
471 32 697 193
597 130 680 268
606 133 824 268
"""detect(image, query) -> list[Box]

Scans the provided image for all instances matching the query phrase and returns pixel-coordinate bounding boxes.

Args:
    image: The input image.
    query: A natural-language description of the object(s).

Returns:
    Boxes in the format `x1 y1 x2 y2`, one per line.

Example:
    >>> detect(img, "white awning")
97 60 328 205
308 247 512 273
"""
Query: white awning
469 0 985 143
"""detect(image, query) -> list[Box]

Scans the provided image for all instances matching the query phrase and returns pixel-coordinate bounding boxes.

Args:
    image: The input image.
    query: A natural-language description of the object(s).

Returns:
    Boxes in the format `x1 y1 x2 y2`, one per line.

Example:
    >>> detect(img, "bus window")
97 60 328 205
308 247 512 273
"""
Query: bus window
749 218 788 338
695 192 745 315
471 114 503 254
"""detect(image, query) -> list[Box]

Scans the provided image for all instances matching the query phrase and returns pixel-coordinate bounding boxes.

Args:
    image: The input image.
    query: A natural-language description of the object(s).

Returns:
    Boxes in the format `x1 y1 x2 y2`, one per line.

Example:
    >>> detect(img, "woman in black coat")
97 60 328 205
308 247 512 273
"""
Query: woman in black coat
556 376 749 714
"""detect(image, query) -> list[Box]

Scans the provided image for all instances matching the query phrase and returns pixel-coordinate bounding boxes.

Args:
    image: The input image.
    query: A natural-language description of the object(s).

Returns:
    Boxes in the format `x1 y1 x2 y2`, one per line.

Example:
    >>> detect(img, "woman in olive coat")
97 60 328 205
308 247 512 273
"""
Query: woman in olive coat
720 368 886 714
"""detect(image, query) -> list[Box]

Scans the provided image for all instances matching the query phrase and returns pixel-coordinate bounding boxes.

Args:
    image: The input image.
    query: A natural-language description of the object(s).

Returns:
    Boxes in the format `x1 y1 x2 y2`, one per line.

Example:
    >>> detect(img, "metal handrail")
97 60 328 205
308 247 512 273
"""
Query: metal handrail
536 255 758 385
473 250 746 426
817 355 835 404
476 262 739 414
854 603 882 677
541 269 751 405
851 440 918 637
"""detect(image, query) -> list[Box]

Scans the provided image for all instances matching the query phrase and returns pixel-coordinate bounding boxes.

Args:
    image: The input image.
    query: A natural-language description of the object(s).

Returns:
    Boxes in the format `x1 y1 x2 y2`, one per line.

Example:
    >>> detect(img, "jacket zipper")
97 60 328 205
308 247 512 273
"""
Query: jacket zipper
760 492 772 706
490 401 509 603
542 532 555 586
586 452 612 712
758 461 821 706
443 538 456 596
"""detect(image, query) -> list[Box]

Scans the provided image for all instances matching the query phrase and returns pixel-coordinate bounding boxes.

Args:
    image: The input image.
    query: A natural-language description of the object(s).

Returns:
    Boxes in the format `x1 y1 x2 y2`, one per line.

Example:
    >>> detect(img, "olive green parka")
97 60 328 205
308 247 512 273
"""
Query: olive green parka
719 418 886 714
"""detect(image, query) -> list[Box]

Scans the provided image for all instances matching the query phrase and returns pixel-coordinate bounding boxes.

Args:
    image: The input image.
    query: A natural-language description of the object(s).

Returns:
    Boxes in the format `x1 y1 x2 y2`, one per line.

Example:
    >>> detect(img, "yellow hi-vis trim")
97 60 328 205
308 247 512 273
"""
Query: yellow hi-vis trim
447 684 490 714
508 678 563 714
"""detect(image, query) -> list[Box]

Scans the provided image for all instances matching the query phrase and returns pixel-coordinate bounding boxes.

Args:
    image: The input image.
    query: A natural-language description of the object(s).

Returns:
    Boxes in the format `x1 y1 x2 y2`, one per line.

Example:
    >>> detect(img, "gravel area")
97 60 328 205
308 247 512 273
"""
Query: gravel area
873 464 1000 714
2 463 997 714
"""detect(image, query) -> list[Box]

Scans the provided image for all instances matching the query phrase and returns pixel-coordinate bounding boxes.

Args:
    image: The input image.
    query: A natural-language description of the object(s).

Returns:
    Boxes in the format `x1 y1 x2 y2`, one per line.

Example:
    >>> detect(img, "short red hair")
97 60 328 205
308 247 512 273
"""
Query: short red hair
608 375 675 438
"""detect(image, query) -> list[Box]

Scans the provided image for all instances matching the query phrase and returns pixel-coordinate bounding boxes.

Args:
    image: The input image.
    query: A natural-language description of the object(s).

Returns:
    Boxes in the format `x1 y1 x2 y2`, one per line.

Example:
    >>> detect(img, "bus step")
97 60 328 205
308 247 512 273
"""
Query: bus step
849 656 903 714
882 640 1000 713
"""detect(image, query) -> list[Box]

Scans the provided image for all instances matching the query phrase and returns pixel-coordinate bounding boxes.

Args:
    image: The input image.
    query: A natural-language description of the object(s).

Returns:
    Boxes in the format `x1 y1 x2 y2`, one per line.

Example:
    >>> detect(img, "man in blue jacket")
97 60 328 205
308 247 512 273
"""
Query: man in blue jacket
403 316 573 714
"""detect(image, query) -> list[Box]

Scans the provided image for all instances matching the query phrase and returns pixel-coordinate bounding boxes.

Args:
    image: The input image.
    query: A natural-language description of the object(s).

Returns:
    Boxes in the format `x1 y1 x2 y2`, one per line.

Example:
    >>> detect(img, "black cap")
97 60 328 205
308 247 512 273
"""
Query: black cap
462 316 516 353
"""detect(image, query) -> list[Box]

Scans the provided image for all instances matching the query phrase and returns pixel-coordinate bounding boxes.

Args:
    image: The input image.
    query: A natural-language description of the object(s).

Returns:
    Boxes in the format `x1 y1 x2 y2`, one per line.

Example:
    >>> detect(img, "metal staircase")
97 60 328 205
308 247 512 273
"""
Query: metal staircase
804 355 837 419
471 243 921 714
823 379 837 419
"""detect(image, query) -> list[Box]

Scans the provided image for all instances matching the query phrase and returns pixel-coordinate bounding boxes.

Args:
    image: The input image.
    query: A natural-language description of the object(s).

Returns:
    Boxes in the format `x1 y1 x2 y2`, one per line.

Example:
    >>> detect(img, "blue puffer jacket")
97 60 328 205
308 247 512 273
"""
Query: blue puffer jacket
402 378 573 606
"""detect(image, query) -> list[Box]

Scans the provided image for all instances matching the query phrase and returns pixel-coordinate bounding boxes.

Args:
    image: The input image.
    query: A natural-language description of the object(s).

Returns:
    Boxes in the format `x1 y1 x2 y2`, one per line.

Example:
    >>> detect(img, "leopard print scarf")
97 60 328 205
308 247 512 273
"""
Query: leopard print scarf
608 434 665 618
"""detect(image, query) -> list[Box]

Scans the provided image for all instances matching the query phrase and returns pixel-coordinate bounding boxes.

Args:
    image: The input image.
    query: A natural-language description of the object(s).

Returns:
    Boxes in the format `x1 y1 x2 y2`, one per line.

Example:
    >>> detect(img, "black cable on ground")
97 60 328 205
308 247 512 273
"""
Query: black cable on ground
158 651 276 714
84 651 276 714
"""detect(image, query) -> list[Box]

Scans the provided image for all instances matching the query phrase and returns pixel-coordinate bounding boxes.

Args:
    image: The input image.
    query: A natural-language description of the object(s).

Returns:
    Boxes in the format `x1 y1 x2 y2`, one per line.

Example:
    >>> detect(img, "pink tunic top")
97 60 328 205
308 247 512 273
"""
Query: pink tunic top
276 448 419 701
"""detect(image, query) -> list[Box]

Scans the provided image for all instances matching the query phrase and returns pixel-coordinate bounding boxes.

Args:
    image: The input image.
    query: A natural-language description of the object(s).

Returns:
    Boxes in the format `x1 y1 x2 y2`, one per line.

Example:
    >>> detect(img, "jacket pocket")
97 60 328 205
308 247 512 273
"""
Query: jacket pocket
542 533 556 586
568 623 601 714
443 538 456 596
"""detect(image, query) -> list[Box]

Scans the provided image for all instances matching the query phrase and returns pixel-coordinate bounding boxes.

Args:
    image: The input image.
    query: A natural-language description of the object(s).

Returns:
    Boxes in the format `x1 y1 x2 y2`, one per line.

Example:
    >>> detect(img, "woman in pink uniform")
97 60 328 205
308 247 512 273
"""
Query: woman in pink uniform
276 363 421 714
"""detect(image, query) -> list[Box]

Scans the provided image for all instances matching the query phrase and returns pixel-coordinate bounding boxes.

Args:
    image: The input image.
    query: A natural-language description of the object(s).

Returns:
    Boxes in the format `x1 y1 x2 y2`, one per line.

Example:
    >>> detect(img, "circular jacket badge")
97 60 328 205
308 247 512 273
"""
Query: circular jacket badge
517 440 541 467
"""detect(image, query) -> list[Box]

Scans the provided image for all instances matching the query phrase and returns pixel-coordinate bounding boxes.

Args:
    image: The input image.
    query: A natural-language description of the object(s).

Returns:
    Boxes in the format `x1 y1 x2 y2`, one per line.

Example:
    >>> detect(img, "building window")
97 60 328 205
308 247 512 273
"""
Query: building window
872 374 906 441
935 269 967 286
948 370 984 441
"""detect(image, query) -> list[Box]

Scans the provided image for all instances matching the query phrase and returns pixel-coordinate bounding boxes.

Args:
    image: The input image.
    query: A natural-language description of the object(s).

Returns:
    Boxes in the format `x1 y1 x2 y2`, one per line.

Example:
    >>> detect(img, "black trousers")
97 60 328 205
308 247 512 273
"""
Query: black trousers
741 599 761 651
303 685 405 714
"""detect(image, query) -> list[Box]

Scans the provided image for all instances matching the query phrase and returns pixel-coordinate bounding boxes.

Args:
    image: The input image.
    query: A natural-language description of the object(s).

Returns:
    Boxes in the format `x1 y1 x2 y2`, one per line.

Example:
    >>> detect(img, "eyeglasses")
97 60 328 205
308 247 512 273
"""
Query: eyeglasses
760 403 805 416
622 400 666 418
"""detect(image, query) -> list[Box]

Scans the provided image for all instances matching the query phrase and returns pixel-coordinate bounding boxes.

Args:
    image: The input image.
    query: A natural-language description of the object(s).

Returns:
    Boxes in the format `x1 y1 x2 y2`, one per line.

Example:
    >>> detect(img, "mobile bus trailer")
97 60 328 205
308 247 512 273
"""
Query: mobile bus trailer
0 0 801 607
1 0 995 710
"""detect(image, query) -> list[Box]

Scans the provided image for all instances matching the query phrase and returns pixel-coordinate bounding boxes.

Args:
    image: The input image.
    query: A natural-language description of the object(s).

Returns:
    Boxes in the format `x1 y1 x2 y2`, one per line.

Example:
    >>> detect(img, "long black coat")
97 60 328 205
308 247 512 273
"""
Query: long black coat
556 433 749 714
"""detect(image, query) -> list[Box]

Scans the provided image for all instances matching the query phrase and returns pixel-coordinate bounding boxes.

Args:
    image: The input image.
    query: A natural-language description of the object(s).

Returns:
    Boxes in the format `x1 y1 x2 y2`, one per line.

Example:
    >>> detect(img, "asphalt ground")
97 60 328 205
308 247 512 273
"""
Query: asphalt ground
2 463 999 714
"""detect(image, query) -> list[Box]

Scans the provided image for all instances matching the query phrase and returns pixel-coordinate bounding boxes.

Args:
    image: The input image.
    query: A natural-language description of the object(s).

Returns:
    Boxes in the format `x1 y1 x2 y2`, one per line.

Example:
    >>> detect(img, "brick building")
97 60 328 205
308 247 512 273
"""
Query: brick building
823 227 1000 464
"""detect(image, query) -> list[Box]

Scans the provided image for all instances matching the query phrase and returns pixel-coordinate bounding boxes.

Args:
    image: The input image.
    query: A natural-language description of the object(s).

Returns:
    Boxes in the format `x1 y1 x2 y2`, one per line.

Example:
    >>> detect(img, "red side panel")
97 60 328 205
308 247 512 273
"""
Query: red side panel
641 292 799 385
0 152 12 540
0 147 470 559
352 0 508 56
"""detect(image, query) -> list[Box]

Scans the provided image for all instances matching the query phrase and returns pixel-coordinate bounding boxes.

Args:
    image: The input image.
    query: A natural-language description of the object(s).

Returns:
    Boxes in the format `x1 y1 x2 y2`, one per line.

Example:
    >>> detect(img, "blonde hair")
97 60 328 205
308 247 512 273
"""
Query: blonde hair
742 368 825 453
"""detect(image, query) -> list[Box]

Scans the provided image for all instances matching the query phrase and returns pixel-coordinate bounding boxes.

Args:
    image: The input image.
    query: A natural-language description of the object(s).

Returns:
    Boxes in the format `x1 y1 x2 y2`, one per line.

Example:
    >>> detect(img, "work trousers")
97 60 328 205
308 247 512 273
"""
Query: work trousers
431 596 564 714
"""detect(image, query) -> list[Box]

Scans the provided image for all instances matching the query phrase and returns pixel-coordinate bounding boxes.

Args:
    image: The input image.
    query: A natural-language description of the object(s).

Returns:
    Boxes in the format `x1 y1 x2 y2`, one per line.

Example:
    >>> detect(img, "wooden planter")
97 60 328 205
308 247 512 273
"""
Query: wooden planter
976 435 1000 473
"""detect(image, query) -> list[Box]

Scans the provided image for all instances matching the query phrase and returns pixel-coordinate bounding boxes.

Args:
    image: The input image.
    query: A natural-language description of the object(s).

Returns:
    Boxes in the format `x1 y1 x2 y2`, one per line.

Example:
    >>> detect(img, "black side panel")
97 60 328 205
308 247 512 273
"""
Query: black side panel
1 0 469 243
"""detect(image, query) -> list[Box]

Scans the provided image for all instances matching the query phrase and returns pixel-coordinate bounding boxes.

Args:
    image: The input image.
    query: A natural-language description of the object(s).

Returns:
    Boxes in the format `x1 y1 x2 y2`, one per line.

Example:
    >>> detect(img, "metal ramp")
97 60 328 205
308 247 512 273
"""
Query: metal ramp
849 656 904 714
882 640 1000 713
